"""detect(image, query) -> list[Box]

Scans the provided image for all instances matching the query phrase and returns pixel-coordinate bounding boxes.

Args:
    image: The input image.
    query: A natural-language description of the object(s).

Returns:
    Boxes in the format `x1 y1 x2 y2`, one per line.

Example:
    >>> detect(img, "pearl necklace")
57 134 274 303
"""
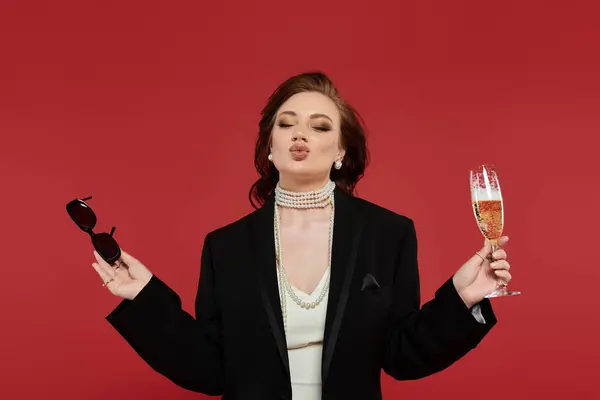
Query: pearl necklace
274 181 335 334
274 180 336 209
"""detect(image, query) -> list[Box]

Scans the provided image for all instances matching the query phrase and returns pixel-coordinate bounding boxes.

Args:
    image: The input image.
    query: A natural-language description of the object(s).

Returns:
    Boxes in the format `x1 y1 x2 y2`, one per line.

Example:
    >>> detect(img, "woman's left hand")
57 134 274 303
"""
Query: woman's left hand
452 236 512 308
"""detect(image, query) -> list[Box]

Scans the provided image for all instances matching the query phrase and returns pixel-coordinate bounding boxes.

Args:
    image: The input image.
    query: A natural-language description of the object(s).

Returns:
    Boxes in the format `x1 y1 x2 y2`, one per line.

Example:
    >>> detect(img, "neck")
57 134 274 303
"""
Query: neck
277 174 331 193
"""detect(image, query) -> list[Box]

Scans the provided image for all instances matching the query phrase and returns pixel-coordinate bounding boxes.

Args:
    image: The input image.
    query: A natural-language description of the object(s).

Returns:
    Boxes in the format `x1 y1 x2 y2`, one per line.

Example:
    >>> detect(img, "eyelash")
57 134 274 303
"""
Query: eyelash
277 122 331 132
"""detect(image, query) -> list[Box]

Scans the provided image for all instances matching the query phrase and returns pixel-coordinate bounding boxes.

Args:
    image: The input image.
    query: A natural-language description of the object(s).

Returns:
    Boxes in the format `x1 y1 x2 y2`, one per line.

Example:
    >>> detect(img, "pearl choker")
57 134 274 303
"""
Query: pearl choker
274 180 336 209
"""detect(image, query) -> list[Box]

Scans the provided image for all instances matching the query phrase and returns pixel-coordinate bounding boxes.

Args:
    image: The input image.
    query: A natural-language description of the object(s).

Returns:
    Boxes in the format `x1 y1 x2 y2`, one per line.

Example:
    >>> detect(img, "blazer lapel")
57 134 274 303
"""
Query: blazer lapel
247 193 290 381
321 186 365 384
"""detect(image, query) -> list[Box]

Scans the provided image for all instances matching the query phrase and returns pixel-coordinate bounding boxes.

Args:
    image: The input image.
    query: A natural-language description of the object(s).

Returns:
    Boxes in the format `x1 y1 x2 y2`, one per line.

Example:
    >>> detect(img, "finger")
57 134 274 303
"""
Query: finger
119 250 141 267
94 251 117 275
94 251 118 269
114 259 127 272
93 251 131 285
118 250 152 282
494 269 511 282
492 249 507 261
470 239 492 265
490 260 510 271
92 262 114 285
496 236 509 248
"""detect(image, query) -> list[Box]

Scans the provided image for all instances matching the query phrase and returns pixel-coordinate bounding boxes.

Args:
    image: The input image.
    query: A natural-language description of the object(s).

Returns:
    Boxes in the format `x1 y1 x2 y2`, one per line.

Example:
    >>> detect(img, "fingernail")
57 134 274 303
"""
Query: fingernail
490 262 498 268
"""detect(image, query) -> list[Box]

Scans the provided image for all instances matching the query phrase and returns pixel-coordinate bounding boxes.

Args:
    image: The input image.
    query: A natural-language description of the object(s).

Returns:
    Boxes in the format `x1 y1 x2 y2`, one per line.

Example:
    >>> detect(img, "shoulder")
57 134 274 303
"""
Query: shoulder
203 207 261 244
350 194 415 236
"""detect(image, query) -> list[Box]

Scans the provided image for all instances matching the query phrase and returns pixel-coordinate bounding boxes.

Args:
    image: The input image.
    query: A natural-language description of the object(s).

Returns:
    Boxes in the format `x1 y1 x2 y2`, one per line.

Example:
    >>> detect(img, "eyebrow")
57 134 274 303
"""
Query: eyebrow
278 111 333 123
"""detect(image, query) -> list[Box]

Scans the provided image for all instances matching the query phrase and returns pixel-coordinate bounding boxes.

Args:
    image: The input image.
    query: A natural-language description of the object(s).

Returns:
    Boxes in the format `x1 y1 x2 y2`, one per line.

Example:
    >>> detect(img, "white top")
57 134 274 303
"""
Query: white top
278 268 330 400
276 268 487 400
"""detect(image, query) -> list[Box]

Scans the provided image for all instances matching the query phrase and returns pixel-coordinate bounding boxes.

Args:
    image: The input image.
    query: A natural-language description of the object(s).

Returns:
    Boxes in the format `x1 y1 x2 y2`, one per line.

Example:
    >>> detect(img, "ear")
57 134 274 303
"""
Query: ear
337 148 346 160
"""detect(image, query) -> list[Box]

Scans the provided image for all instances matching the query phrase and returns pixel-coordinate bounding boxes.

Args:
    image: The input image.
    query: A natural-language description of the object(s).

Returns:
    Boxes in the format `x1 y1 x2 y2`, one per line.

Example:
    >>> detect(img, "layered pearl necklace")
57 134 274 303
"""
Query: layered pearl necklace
274 180 335 334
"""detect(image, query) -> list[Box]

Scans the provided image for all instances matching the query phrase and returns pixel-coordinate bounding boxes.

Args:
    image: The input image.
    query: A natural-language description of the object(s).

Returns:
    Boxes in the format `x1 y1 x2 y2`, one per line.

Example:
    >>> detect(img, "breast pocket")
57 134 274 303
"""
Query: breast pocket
357 285 394 322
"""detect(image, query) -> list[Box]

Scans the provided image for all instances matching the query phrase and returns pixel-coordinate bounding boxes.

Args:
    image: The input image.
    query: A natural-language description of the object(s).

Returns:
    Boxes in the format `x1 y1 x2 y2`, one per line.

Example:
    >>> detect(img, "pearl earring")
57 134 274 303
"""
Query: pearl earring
334 159 342 170
268 153 273 162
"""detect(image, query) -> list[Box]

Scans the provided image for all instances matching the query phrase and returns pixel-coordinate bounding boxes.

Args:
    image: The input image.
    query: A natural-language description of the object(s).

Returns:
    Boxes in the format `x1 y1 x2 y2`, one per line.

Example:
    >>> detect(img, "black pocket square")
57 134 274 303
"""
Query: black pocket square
361 273 380 291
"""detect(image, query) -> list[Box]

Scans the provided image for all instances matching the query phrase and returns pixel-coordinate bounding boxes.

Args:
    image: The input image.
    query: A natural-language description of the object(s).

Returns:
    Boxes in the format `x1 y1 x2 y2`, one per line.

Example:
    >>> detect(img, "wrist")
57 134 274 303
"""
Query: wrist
453 277 475 309
458 291 475 309
127 277 152 301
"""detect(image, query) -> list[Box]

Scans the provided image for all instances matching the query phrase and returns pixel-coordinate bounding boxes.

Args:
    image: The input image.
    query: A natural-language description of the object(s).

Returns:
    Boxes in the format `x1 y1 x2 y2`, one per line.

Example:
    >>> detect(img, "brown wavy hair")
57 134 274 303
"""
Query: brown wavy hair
248 71 369 209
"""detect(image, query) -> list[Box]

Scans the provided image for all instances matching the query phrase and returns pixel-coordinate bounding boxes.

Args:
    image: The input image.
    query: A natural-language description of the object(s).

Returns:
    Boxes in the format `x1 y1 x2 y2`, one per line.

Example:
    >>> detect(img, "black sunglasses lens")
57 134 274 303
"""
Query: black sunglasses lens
67 201 96 231
92 233 121 264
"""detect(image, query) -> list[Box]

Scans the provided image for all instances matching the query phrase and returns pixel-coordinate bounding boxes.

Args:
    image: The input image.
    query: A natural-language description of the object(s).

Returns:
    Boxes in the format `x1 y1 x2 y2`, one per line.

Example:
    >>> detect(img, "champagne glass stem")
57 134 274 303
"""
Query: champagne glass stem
490 240 507 289
484 239 520 298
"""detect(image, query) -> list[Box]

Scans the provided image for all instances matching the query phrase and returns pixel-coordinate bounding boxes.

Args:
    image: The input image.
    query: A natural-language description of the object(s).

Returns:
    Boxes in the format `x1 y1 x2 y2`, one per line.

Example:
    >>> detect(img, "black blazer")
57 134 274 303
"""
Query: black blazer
107 186 497 400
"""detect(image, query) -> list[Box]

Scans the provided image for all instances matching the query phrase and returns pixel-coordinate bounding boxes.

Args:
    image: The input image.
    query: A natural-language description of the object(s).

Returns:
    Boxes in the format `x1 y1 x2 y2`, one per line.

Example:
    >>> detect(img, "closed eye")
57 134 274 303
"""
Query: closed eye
276 122 332 132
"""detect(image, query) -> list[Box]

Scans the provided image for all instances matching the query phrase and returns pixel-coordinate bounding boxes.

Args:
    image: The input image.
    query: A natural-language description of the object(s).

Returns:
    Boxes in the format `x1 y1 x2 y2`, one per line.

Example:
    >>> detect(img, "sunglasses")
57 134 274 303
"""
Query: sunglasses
66 196 122 265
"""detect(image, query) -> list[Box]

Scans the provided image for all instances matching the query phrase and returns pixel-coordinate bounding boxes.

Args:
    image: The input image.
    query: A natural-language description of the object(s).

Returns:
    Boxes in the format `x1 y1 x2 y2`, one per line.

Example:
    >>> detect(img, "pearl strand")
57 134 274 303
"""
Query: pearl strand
275 180 336 209
274 182 335 335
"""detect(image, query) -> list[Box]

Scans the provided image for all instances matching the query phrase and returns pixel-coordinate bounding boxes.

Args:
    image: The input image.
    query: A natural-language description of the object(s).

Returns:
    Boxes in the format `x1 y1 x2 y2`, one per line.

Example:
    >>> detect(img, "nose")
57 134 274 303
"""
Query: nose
291 129 308 142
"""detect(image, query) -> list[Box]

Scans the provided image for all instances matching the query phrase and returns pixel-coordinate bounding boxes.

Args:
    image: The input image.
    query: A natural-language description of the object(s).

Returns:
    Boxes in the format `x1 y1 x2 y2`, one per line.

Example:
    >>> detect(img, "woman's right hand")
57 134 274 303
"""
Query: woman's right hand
92 250 153 300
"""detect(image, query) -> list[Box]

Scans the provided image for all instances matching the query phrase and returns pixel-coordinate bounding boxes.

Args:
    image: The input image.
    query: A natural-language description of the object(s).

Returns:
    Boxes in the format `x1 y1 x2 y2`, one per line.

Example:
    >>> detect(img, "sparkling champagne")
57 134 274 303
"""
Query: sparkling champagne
472 199 503 240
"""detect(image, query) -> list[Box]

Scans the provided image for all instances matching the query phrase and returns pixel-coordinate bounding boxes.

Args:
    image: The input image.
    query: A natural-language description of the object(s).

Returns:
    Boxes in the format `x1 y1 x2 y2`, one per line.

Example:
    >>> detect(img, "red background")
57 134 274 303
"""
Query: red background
1 0 599 398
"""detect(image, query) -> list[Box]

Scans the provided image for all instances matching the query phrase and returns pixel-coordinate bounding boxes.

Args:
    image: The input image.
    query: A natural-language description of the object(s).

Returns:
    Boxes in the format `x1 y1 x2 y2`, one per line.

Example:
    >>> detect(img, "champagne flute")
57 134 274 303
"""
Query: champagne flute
470 164 520 298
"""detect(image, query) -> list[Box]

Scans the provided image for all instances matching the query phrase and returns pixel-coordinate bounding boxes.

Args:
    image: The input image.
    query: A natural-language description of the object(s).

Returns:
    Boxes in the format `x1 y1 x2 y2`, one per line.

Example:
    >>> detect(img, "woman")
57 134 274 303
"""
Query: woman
92 72 512 400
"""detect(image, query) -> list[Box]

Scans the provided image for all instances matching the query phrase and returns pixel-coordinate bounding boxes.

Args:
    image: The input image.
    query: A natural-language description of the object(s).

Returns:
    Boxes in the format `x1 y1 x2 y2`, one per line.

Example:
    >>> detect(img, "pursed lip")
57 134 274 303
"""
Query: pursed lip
289 143 309 152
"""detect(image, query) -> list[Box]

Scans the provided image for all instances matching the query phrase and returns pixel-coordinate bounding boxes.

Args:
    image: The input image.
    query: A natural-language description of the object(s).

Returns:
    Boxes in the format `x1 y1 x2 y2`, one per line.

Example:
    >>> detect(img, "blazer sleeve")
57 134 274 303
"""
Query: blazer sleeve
105 233 224 395
382 219 497 380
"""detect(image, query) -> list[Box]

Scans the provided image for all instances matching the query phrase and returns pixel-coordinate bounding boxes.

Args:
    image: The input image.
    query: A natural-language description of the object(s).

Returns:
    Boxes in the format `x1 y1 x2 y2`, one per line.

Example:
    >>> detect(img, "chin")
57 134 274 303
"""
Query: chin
279 164 319 178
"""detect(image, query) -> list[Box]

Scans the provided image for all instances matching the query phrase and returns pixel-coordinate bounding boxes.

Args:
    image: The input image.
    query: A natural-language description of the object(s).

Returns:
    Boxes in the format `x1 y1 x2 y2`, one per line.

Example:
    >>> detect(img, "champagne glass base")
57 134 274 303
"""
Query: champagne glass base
484 287 521 298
